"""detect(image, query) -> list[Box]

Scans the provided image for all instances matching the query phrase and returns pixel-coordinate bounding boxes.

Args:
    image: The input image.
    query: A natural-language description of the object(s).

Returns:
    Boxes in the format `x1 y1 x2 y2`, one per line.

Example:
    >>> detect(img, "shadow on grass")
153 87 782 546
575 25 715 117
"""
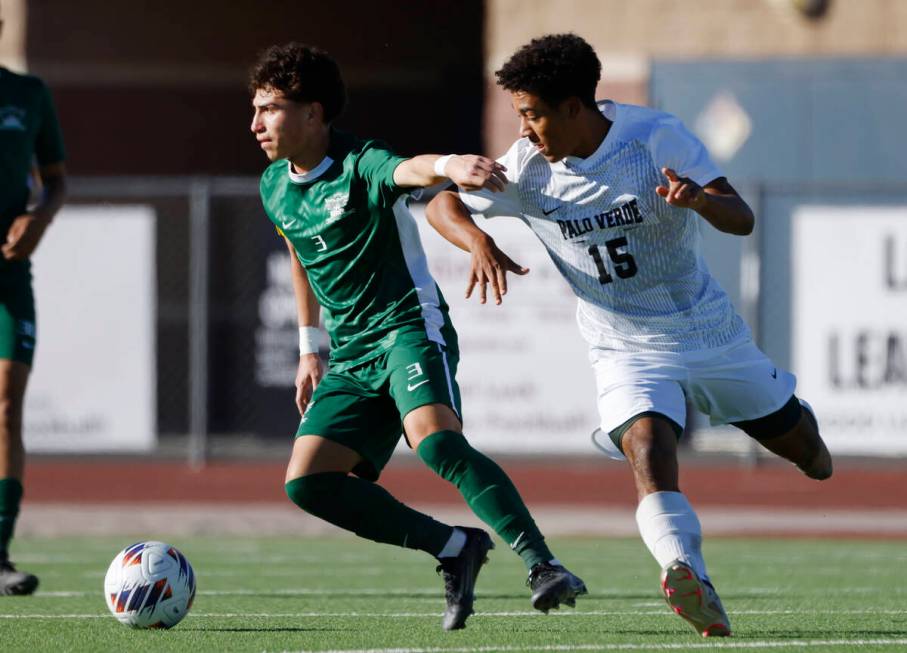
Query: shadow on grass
488 624 675 636
236 591 525 600
238 591 660 601
181 626 347 633
718 591 808 600
739 630 907 639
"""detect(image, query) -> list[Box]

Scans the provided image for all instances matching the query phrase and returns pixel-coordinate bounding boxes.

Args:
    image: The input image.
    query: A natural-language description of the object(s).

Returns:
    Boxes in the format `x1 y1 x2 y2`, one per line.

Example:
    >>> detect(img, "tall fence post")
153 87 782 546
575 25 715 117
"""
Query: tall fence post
188 178 211 469
741 182 764 468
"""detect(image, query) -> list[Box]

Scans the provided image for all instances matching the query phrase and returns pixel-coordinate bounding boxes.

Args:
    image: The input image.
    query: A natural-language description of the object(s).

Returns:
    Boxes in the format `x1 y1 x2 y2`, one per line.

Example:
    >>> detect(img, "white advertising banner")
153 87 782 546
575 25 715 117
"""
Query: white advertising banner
793 206 907 455
415 205 600 454
24 205 156 452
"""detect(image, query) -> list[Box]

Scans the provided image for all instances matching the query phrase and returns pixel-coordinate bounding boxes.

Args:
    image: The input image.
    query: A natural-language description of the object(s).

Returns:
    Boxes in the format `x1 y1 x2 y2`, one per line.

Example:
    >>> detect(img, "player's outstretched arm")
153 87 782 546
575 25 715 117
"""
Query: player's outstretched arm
285 237 324 415
2 162 67 261
426 191 528 305
393 155 507 192
656 168 754 236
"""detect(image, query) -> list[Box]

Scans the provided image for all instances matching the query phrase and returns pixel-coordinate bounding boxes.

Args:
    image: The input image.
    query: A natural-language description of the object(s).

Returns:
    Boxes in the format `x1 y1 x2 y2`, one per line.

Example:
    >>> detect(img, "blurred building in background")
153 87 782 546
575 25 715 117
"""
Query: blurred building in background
2 0 905 461
6 0 485 173
482 0 907 154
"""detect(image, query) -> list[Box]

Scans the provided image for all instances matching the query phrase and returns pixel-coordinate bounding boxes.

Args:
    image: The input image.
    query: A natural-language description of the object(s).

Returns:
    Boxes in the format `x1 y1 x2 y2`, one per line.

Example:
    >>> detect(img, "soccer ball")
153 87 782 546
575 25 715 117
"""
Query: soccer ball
103 541 197 628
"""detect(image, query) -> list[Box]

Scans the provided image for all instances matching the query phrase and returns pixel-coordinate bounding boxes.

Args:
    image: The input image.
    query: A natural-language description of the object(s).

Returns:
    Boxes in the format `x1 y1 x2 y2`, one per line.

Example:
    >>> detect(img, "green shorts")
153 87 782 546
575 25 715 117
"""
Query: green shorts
297 333 462 481
0 268 36 366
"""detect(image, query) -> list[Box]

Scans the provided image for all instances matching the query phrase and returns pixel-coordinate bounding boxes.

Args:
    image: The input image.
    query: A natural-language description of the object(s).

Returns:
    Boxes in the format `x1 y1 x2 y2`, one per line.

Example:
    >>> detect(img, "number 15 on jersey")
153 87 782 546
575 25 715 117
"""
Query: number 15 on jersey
588 236 638 285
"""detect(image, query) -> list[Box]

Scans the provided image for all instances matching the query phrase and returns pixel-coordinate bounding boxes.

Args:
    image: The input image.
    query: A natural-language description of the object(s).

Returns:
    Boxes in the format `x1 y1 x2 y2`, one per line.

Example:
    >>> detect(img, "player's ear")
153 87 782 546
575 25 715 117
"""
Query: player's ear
566 97 583 119
309 102 325 124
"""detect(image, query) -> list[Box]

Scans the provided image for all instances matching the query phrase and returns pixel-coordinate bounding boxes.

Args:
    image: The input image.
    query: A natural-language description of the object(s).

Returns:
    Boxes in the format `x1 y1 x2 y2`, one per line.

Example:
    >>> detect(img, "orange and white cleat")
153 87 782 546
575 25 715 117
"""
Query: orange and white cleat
660 560 731 637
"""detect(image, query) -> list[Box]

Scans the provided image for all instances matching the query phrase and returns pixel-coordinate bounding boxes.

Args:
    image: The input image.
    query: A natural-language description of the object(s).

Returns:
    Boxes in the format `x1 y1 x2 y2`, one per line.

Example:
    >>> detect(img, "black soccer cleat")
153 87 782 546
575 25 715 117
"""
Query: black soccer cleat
436 526 494 630
0 560 39 596
527 562 588 614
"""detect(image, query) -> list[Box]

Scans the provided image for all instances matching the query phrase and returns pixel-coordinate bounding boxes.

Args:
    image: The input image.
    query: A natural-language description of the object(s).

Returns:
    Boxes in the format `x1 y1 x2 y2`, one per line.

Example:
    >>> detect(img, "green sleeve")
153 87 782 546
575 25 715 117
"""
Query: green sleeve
355 141 409 208
34 82 65 166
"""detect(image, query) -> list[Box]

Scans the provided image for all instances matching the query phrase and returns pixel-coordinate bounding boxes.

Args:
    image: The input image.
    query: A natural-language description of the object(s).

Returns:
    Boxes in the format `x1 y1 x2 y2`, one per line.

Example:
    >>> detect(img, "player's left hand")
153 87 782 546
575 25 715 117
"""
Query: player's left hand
446 155 508 193
656 168 707 211
2 213 50 261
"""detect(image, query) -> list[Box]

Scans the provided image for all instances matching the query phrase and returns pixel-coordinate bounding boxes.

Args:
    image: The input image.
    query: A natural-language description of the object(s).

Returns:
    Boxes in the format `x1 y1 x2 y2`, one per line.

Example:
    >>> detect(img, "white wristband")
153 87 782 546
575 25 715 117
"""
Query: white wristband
433 154 454 177
299 326 322 355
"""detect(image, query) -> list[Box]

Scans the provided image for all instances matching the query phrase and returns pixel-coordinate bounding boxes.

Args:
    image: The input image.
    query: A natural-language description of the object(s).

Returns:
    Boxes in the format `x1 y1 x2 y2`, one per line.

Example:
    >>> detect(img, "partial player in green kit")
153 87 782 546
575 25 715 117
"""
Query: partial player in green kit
0 7 67 595
249 42 586 630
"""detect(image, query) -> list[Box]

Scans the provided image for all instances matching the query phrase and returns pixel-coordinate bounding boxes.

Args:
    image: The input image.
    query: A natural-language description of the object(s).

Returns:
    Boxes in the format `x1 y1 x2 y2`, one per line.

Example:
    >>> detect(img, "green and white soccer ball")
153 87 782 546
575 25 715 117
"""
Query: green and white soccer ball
103 541 196 628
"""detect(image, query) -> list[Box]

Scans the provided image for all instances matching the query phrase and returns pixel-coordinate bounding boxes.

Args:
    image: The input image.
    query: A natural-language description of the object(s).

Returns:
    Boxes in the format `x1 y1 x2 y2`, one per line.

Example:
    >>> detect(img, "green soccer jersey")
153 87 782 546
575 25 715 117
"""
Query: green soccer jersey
0 68 65 239
259 130 454 371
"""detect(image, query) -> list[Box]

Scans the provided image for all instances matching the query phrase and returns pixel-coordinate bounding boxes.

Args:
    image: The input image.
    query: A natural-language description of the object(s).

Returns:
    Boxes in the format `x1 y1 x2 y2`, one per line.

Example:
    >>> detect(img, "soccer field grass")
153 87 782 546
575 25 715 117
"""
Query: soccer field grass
2 536 905 652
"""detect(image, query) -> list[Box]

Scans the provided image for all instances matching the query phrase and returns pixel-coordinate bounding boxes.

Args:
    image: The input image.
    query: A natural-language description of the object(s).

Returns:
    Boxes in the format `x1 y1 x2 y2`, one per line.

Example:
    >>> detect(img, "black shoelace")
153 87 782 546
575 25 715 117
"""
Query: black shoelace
527 563 557 587
436 562 459 600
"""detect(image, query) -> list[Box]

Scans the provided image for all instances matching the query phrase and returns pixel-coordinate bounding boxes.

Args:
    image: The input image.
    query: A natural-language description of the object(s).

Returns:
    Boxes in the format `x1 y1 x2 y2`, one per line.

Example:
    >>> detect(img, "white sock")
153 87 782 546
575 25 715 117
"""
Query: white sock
436 527 467 558
635 491 710 583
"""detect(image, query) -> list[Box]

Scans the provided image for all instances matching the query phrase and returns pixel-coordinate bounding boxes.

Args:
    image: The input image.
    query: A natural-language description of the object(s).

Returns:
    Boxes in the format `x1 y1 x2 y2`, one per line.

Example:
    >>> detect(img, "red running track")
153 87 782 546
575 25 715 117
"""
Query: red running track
22 457 906 509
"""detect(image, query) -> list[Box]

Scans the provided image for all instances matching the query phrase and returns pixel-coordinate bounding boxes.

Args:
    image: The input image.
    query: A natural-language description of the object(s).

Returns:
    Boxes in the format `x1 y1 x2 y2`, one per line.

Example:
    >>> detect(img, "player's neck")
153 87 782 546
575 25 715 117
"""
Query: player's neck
570 111 612 159
288 129 331 175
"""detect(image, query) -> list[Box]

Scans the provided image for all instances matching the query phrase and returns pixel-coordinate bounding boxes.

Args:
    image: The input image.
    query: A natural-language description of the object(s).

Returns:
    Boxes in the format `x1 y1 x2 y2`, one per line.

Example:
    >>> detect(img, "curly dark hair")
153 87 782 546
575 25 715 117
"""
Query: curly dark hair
249 42 346 123
495 34 601 109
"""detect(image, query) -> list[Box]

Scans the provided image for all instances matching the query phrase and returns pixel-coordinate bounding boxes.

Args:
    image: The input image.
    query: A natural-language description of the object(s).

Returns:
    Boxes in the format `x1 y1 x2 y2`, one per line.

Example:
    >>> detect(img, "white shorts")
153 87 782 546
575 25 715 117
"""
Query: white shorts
590 334 796 460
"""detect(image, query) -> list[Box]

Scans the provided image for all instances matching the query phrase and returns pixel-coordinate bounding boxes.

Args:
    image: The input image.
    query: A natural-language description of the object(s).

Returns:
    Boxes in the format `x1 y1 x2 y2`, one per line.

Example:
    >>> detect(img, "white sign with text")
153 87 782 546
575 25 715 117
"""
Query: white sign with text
793 206 907 454
24 205 156 452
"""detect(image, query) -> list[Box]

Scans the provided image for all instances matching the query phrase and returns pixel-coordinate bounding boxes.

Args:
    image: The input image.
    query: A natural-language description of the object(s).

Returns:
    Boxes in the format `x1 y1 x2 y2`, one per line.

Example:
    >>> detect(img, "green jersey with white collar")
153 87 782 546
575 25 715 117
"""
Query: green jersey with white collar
259 130 455 371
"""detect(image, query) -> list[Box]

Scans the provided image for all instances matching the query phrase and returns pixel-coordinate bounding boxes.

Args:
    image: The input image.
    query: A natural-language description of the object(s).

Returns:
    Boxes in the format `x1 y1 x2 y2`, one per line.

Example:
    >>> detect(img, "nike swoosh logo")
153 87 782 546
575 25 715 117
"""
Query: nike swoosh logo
542 206 560 216
770 368 777 379
407 380 430 391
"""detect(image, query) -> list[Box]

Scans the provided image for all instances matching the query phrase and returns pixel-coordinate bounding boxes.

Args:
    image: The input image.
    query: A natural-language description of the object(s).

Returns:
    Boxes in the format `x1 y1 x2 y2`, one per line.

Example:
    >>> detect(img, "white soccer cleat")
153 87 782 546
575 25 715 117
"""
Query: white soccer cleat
660 560 731 637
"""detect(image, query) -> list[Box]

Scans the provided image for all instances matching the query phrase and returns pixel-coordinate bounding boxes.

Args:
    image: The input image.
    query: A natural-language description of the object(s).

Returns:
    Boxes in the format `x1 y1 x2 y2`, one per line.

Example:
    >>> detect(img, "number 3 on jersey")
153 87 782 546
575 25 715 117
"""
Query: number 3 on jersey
588 237 638 284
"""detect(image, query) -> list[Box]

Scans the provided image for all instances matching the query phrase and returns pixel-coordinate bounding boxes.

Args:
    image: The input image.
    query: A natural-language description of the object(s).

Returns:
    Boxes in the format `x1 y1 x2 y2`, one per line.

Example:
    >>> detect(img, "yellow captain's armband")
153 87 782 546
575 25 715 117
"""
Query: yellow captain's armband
275 225 285 237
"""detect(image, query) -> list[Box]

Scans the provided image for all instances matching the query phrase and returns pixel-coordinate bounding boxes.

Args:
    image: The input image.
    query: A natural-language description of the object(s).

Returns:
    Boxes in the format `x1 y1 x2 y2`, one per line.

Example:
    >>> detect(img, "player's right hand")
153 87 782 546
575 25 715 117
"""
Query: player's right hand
295 353 323 416
446 155 508 193
2 213 50 261
466 232 529 305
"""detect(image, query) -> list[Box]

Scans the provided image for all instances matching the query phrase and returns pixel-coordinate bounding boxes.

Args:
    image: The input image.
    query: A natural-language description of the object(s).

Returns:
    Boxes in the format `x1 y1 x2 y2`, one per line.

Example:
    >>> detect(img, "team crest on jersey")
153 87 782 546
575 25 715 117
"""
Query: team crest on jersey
324 193 349 224
0 106 26 131
15 320 35 338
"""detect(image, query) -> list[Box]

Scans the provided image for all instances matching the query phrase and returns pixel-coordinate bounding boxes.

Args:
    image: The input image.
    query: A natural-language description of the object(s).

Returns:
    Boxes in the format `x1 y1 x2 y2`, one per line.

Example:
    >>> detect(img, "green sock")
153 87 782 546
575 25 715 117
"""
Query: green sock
285 472 452 556
417 430 552 570
0 478 23 563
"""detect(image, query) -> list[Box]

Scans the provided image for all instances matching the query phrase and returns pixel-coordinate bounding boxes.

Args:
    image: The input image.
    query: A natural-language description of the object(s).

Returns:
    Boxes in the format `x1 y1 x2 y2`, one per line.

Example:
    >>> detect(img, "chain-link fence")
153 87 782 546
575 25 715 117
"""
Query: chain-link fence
65 177 302 465
63 177 907 464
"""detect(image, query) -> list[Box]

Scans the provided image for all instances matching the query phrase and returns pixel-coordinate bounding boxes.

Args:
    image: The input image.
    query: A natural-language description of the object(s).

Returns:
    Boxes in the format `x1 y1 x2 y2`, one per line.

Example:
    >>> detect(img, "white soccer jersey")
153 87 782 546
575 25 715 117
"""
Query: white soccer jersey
460 100 749 353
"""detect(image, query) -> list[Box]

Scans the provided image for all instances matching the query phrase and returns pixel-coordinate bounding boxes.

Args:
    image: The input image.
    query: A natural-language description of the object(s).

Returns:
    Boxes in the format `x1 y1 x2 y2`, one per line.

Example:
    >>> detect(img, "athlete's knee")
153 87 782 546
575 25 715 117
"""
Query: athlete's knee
741 396 833 480
285 472 346 514
797 420 833 480
415 430 472 481
0 395 18 430
403 404 462 448
623 419 678 465
285 435 362 483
